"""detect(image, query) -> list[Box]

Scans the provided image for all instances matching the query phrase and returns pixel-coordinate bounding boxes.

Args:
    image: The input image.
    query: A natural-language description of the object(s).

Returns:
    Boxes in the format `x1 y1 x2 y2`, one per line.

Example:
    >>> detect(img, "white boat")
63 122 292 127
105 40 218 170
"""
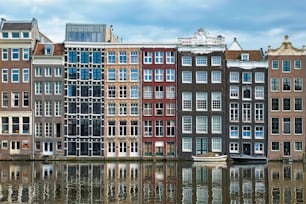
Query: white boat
192 154 228 162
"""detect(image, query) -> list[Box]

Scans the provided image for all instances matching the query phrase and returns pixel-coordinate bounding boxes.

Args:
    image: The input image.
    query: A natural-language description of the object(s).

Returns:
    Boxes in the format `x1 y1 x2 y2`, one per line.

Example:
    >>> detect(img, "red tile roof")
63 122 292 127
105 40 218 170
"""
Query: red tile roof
34 43 64 56
225 50 263 61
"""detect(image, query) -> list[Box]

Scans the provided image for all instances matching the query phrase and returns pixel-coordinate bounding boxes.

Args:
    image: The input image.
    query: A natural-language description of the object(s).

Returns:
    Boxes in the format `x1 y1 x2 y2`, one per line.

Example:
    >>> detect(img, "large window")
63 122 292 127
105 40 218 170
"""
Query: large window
283 98 290 111
242 103 252 122
255 143 264 154
182 137 192 152
295 98 302 111
144 121 152 137
80 68 89 80
196 116 207 133
108 86 115 98
271 78 279 91
167 120 175 137
80 51 89 64
182 92 192 111
295 142 303 151
211 92 221 111
166 51 175 64
11 69 19 83
155 51 164 64
283 118 291 134
143 86 152 99
23 69 29 83
119 68 127 81
272 60 279 69
2 48 8 60
230 72 239 82
155 103 164 116
92 51 101 64
230 86 239 99
119 86 127 98
182 56 192 66
143 103 152 116
196 92 207 111
283 78 291 91
196 56 207 66
255 86 264 99
2 69 8 82
108 103 116 116
255 126 264 139
182 71 192 83
272 118 279 134
108 51 116 64
166 103 175 116
242 72 252 83
2 92 8 107
130 86 139 99
155 120 164 137
155 69 164 81
230 103 239 121
211 56 221 66
166 69 175 82
68 67 77 79
211 116 222 133
166 86 175 99
272 98 279 111
294 78 302 91
12 48 19 60
211 71 221 83
130 51 139 64
229 142 239 153
196 71 207 83
68 51 77 63
242 87 251 100
130 69 139 81
242 126 252 138
295 118 302 134
144 51 152 64
255 72 265 83
282 60 291 72
211 137 222 152
255 103 264 122
144 69 152 81
155 86 164 99
11 92 19 107
229 126 239 138
119 51 127 64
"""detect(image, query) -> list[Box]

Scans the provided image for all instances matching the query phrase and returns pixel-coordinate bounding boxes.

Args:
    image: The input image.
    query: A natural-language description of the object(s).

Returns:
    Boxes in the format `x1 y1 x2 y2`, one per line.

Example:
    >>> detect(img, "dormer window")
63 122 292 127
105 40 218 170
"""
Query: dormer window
44 44 53 55
12 32 20 38
241 53 249 61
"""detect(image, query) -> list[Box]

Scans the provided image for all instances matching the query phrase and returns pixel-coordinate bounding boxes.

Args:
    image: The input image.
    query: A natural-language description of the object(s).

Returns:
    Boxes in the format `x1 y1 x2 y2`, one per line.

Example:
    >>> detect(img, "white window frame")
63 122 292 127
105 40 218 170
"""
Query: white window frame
211 116 222 134
211 56 221 66
196 92 207 111
196 116 207 133
230 72 239 83
182 56 192 66
211 137 222 152
182 116 192 133
182 137 192 152
182 71 192 83
182 92 192 111
196 56 207 66
211 71 221 83
196 71 207 83
144 51 152 64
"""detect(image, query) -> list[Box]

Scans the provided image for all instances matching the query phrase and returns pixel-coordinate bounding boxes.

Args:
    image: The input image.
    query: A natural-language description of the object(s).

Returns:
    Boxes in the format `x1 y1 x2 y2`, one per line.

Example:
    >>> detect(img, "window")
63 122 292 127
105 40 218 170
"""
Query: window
211 56 221 66
166 69 175 82
211 92 221 111
93 86 101 97
108 51 116 64
229 142 239 153
119 103 127 116
12 32 20 38
196 56 207 66
295 60 301 69
182 116 192 133
155 120 164 136
182 137 192 152
242 87 251 100
196 92 207 111
295 118 302 134
108 121 116 136
283 118 291 134
295 142 303 151
155 69 164 81
80 68 89 80
130 69 139 81
272 142 280 151
255 72 265 83
196 116 207 133
166 120 175 137
242 103 252 122
80 86 88 97
45 82 52 95
108 86 116 98
143 103 152 116
155 103 164 116
130 86 139 99
144 51 152 64
182 92 192 111
23 92 29 107
155 51 164 64
119 51 127 64
108 69 116 81
130 121 138 136
283 78 291 91
242 72 252 83
211 116 222 133
182 71 192 83
272 98 279 111
230 103 239 121
130 103 138 115
68 67 76 79
2 117 8 133
119 86 127 98
44 67 52 77
155 86 164 99
255 143 264 154
255 86 264 99
230 72 239 82
2 92 8 107
166 86 175 99
255 103 264 122
2 48 8 60
166 51 175 64
92 51 101 64
119 121 127 136
282 60 291 72
45 122 52 137
2 69 8 82
119 68 127 81
12 48 19 60
68 85 76 96
241 53 249 61
11 92 19 107
294 78 302 91
12 117 19 133
35 101 42 116
2 32 8 38
196 71 207 83
80 51 89 63
144 121 152 136
130 51 139 64
229 86 239 99
11 69 19 83
45 101 52 116
22 117 30 133
272 118 279 134
242 126 252 138
55 101 62 116
143 86 152 99
211 71 221 83
166 103 175 116
35 82 42 95
55 82 62 95
282 98 290 111
229 126 239 138
23 48 29 60
182 56 192 66
108 103 116 116
211 137 222 152
272 60 279 69
144 69 152 81
271 78 280 91
255 126 264 139
295 98 302 111
22 69 29 83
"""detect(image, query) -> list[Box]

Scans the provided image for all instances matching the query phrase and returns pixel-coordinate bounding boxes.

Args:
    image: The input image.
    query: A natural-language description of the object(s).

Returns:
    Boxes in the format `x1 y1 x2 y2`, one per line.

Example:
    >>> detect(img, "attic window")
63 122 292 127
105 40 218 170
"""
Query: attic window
241 53 249 61
44 44 53 55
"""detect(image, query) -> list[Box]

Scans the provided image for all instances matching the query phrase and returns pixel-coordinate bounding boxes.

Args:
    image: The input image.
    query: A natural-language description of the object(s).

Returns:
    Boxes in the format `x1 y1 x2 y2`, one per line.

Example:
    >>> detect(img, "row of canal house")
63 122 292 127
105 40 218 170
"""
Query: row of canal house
0 18 305 161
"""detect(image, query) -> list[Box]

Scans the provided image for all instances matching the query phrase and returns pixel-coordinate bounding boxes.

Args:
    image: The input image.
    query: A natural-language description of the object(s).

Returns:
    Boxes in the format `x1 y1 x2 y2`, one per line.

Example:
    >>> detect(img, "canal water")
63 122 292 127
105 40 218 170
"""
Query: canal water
0 161 304 203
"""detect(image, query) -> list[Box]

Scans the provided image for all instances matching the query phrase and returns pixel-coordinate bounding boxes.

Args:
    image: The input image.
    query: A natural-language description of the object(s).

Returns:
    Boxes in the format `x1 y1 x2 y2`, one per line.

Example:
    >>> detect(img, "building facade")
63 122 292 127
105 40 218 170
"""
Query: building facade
104 45 141 158
225 38 268 157
177 29 227 159
32 43 65 159
267 36 306 161
141 46 177 158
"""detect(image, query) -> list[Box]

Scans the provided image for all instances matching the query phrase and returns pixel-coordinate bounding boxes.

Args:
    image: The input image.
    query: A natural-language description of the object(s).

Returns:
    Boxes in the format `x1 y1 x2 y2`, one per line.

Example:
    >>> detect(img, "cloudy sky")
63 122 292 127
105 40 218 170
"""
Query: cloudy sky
1 0 306 50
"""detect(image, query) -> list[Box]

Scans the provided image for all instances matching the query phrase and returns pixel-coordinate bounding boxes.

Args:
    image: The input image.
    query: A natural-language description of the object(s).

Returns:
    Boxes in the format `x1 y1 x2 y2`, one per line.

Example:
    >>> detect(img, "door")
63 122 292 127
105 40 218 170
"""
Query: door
283 142 291 156
196 138 208 155
243 143 251 155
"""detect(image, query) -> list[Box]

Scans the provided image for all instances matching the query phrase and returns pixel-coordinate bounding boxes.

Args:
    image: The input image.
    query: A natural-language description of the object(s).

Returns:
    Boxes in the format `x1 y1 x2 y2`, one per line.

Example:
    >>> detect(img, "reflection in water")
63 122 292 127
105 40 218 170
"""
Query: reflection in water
0 161 304 203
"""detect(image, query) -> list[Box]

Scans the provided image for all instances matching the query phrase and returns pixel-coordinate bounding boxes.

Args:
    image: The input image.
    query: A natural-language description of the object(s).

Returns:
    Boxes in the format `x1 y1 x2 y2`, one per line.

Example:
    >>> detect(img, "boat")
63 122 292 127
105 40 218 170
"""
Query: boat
230 154 267 164
192 161 227 169
192 153 228 162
